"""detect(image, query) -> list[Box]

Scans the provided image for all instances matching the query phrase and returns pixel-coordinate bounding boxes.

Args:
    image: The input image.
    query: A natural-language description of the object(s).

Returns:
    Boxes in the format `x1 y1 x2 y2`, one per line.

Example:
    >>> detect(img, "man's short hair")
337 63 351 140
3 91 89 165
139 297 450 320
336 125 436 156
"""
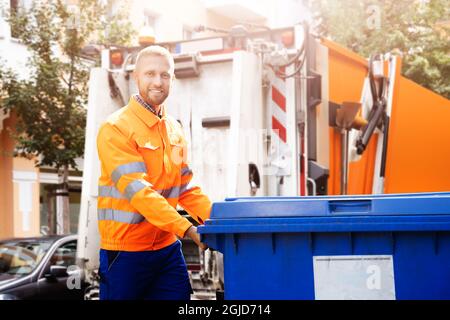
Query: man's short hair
135 45 175 75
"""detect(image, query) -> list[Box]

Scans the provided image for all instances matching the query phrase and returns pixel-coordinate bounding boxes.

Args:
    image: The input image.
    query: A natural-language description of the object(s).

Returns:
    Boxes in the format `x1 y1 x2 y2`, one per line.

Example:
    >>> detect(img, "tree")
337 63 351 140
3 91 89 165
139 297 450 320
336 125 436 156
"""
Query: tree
0 0 103 234
309 0 450 98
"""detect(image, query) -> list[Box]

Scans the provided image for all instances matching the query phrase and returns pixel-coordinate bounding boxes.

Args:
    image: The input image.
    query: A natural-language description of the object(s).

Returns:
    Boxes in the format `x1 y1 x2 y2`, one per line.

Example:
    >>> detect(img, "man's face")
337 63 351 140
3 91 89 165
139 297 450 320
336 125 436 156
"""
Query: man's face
134 54 173 106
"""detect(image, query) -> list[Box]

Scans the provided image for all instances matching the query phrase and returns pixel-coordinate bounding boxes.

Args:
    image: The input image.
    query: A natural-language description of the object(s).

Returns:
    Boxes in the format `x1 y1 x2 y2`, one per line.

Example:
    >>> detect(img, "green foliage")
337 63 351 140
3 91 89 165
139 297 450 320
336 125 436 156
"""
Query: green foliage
310 0 450 98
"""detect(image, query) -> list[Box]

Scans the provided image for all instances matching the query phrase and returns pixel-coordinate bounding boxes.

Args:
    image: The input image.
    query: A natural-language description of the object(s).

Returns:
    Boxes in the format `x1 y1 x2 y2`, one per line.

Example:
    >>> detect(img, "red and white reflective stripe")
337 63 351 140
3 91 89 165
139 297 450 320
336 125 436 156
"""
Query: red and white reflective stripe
271 67 287 144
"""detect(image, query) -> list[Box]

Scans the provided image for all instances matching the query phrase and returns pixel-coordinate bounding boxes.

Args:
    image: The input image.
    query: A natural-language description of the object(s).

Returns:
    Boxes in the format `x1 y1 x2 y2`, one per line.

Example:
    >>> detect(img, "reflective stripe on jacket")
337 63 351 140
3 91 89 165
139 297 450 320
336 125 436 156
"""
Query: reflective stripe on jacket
97 96 212 251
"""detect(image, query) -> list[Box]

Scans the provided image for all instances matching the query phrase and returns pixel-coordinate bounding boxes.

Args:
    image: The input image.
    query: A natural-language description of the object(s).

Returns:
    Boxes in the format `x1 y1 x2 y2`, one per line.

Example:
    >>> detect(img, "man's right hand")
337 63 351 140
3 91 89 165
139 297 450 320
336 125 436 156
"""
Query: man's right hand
184 226 208 251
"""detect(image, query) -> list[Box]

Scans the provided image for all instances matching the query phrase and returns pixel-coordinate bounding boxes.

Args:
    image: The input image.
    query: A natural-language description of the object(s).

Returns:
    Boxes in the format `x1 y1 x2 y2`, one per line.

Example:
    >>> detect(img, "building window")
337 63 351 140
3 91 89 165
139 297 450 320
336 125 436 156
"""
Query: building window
10 0 22 39
145 14 156 29
183 26 193 40
10 0 18 12
40 182 82 235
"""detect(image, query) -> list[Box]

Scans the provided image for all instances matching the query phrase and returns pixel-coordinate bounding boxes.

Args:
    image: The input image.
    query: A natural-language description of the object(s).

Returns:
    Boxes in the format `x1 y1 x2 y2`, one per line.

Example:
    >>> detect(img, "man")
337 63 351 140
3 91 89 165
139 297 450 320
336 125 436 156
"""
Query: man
96 45 211 300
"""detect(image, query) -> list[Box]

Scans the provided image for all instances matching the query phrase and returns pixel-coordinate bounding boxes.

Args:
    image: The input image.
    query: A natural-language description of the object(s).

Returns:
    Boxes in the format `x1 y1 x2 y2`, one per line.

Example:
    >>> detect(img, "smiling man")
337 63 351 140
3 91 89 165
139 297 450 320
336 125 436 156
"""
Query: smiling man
96 46 212 300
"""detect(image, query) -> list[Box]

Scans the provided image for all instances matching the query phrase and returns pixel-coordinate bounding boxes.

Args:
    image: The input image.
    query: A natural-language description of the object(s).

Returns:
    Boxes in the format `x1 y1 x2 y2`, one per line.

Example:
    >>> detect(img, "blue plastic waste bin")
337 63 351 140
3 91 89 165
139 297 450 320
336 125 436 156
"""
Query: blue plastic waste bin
198 192 450 300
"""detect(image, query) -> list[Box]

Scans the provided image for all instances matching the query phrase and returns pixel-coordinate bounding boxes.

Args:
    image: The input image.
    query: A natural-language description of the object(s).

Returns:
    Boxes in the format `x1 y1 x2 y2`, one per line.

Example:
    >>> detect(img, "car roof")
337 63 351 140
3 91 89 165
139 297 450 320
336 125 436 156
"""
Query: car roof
0 234 77 244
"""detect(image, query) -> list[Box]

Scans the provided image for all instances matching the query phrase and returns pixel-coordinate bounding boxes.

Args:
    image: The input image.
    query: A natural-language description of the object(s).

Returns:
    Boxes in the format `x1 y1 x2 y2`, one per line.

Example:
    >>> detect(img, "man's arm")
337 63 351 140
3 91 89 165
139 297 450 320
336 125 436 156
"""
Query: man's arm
184 226 208 251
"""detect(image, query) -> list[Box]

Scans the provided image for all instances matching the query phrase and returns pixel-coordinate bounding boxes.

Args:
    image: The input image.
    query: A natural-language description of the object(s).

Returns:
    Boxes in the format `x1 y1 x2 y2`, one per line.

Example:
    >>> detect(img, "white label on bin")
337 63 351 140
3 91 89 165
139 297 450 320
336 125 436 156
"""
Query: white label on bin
313 255 396 300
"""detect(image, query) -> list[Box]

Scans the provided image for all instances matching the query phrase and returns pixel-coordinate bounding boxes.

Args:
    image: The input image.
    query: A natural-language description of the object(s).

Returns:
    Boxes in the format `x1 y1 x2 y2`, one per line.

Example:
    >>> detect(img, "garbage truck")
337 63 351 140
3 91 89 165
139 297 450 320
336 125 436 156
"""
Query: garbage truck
76 23 450 299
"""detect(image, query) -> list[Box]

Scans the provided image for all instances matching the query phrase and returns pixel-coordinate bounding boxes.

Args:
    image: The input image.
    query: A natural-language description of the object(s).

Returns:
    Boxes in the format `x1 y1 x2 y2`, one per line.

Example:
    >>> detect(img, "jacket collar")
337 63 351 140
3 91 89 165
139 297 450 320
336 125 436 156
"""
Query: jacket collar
128 95 166 128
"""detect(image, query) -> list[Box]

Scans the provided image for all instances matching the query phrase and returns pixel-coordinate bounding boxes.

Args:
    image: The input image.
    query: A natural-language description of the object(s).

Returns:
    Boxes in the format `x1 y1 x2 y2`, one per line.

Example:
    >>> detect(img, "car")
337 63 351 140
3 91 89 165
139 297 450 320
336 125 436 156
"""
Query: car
0 235 87 300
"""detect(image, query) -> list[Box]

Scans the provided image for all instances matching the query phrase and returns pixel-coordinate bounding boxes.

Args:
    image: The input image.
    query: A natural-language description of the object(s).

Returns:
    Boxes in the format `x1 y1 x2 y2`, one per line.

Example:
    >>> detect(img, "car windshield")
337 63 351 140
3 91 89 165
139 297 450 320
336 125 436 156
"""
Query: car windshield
0 239 53 277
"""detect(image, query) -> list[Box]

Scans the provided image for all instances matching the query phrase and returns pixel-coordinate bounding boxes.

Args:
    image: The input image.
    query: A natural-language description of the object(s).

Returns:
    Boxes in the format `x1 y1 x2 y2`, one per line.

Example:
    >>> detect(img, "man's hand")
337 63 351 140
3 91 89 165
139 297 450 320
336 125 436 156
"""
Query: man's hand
184 226 208 251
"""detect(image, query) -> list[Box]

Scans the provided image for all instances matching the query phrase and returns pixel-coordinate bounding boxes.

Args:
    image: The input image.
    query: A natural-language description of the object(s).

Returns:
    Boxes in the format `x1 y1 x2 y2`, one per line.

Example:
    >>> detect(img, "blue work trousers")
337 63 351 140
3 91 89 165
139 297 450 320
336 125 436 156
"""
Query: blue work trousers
99 240 192 300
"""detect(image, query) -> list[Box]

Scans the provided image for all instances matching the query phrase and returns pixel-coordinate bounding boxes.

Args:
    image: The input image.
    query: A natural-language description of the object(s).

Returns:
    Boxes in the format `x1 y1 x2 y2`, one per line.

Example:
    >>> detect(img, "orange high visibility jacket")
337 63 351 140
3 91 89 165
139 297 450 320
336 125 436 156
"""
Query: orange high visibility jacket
96 96 212 251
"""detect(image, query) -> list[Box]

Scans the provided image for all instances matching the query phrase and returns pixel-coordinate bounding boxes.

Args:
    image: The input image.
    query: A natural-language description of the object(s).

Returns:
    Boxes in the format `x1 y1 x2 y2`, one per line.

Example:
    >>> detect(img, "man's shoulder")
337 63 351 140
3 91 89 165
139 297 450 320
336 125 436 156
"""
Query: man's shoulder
105 105 133 126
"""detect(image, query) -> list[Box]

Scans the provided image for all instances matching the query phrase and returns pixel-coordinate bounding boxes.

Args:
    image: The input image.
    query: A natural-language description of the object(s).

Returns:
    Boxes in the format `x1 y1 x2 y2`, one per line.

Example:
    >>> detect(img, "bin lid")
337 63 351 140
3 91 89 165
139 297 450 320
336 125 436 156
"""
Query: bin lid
209 192 450 219
198 193 450 234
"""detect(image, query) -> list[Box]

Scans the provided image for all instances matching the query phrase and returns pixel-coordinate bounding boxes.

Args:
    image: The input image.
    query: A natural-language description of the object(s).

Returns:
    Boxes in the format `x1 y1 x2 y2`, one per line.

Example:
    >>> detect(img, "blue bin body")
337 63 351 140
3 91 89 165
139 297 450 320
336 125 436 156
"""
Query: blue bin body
198 193 450 300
